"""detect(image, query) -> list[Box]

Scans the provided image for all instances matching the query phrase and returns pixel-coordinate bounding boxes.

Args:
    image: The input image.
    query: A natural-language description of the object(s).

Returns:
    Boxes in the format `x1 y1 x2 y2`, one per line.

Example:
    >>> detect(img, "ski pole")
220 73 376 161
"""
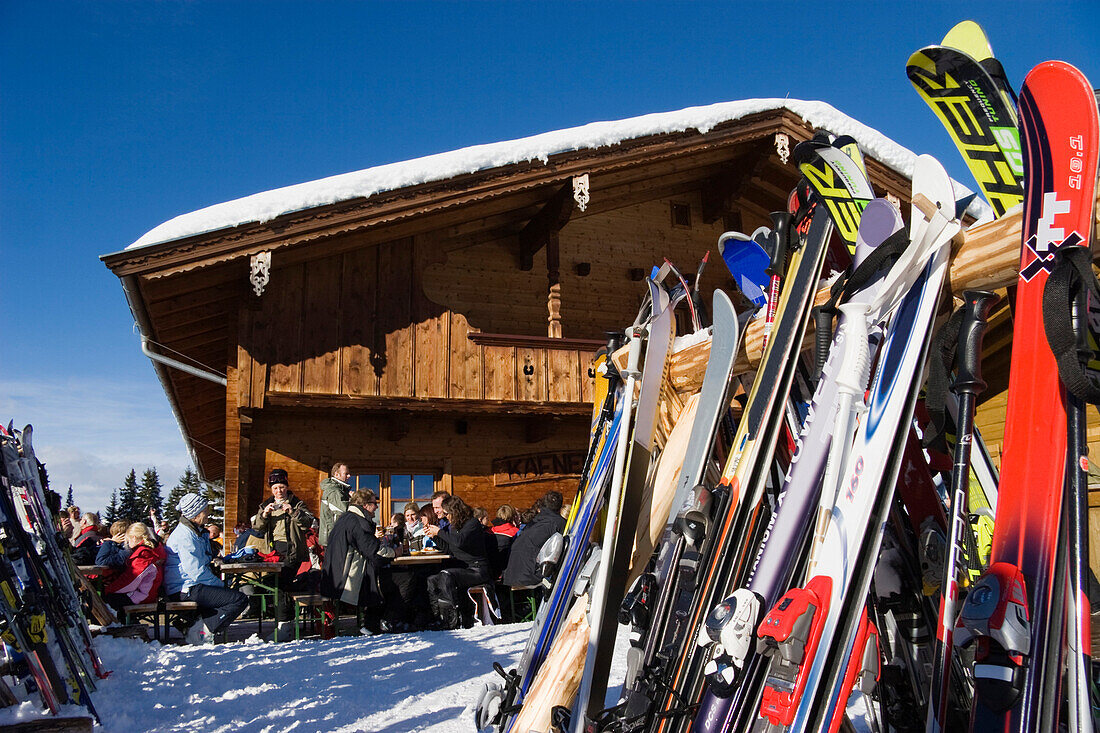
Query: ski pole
1062 283 1094 733
761 212 791 352
806 300 871 576
926 290 997 733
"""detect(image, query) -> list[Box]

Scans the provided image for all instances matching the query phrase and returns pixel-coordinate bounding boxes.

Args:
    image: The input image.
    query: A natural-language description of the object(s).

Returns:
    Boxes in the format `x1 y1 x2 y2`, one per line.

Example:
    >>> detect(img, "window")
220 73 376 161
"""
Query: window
390 474 438 519
670 202 692 229
349 471 439 526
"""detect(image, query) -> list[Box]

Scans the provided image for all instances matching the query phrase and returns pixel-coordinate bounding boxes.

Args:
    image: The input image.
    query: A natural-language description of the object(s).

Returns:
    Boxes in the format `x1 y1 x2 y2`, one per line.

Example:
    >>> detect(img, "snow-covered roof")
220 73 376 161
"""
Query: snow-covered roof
129 98 988 250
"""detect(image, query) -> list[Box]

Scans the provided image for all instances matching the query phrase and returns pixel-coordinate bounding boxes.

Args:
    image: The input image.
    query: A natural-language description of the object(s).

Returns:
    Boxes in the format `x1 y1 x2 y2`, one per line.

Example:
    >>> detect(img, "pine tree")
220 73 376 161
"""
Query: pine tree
65 485 74 509
165 468 202 527
139 468 164 522
117 469 141 523
104 489 118 524
203 479 225 526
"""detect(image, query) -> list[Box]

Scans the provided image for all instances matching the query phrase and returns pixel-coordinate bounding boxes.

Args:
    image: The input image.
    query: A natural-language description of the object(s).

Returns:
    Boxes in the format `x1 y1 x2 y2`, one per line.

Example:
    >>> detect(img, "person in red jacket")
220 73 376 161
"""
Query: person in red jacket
71 512 102 565
102 522 167 617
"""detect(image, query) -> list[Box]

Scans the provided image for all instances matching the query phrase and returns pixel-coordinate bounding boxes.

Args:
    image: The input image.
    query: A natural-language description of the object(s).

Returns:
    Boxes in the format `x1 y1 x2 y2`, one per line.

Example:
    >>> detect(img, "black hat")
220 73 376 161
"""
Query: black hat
268 468 289 486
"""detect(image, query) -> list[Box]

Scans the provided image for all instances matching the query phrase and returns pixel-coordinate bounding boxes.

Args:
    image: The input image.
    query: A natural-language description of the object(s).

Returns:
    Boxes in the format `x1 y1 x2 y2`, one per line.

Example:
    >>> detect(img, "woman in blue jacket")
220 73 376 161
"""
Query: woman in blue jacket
164 493 248 644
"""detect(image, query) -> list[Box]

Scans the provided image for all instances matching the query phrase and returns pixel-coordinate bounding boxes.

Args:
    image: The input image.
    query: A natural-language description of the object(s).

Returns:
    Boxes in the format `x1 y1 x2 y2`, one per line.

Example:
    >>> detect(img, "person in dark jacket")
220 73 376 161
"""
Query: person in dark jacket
71 513 102 565
252 468 316 641
320 489 393 632
502 491 566 588
95 521 131 575
423 495 491 629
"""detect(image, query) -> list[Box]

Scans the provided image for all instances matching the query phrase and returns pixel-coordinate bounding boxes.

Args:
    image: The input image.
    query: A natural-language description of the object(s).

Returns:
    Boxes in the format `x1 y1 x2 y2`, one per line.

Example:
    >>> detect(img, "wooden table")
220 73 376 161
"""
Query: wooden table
393 553 452 566
220 561 284 636
75 565 116 625
76 565 110 578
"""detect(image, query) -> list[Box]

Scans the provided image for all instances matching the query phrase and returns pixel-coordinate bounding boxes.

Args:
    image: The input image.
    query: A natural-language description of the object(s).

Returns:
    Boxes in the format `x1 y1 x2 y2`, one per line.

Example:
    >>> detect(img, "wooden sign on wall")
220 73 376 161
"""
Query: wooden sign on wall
492 450 587 487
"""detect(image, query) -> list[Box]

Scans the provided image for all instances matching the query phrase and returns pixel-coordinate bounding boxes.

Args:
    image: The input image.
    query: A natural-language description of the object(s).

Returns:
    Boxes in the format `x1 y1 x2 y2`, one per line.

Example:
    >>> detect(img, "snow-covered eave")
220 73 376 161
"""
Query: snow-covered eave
118 98 990 256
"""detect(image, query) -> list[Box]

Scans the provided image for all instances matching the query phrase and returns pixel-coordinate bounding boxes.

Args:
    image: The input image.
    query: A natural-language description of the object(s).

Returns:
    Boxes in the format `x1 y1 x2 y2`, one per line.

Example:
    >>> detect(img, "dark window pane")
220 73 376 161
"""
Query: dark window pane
355 475 380 492
391 474 412 498
413 474 436 500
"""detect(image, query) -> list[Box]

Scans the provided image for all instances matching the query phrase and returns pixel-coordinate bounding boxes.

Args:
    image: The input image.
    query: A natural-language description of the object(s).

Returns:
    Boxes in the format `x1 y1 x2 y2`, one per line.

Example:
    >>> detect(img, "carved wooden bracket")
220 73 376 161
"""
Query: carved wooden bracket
249 251 271 296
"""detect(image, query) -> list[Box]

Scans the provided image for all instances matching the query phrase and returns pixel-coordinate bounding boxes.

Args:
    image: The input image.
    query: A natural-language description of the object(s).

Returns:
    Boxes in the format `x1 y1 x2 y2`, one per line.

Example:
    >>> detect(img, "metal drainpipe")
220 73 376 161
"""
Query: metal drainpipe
120 274 223 484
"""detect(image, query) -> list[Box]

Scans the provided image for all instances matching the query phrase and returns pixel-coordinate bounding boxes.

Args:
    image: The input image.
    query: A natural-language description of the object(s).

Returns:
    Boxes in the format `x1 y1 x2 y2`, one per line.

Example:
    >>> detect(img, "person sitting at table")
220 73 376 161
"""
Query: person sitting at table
488 505 519 580
491 505 520 538
71 512 102 565
95 520 131 576
165 493 249 644
232 521 260 552
205 522 224 557
423 495 491 629
431 491 451 531
320 489 395 633
252 468 316 642
502 491 566 589
402 502 425 545
381 512 406 554
101 522 167 617
418 505 439 549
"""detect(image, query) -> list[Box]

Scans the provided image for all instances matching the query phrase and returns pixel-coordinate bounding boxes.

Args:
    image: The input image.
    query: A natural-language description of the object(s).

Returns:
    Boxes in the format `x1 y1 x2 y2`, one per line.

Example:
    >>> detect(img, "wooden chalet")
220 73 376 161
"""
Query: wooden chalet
100 99 1100 555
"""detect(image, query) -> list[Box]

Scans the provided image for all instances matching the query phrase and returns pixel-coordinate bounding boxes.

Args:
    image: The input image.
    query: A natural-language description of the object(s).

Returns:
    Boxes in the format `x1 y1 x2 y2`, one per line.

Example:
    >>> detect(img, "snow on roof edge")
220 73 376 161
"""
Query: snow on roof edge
126 98 990 251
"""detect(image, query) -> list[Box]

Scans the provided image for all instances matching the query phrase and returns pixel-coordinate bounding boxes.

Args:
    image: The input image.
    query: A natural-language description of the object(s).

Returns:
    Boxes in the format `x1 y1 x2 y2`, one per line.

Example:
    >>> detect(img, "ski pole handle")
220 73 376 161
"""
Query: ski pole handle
952 291 998 396
812 306 836 381
766 212 791 278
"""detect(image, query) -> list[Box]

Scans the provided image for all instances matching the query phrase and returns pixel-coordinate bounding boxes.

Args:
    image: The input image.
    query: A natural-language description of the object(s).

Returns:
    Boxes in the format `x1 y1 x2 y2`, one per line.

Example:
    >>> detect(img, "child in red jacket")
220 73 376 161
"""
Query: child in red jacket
103 522 167 616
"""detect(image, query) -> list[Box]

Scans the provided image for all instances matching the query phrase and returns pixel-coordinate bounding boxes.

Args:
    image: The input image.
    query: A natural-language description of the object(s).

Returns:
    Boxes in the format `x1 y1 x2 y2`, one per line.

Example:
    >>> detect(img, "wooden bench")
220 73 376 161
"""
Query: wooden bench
122 602 162 642
290 593 328 641
503 585 539 623
163 601 201 642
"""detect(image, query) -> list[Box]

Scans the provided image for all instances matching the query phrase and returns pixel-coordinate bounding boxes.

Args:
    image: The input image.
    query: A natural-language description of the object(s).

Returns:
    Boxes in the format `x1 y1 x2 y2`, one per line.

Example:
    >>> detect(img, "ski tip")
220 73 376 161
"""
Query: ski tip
954 192 978 219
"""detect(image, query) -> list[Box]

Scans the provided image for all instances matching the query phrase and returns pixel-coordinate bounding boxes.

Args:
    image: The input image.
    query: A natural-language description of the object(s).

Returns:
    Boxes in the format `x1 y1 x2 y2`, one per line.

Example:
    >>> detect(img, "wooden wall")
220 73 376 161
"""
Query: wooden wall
229 410 591 526
236 237 595 405
423 195 734 339
225 191 747 529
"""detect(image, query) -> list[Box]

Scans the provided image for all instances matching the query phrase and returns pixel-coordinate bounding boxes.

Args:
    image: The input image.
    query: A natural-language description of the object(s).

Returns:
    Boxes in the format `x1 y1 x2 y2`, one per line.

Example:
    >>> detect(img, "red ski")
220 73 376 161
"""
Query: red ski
954 61 1099 731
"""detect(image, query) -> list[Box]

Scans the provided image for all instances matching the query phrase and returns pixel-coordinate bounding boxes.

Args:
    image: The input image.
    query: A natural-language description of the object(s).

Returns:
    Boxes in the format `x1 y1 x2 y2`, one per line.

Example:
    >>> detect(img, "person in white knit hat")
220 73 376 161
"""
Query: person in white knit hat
163 492 248 644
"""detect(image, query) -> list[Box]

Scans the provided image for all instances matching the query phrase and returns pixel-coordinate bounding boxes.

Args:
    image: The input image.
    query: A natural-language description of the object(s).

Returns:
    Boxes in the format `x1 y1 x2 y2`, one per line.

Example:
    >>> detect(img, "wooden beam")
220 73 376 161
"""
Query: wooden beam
264 392 594 415
467 332 605 350
518 182 576 271
700 145 770 229
951 189 1100 293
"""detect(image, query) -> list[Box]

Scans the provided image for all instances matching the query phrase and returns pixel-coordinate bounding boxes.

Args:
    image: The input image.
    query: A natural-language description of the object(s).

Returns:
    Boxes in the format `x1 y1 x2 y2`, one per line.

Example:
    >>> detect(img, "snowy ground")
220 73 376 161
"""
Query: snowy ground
0 622 632 732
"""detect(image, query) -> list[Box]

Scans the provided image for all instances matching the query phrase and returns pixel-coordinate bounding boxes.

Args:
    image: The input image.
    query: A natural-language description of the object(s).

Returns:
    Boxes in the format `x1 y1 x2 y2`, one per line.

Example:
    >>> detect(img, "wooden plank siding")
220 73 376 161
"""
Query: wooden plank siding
339 247 380 396
301 255 342 394
235 243 597 412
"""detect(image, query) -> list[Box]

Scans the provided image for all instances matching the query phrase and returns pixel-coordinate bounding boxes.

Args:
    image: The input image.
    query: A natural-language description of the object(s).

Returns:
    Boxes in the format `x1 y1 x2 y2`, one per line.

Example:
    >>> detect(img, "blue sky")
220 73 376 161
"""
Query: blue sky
2 1 1097 512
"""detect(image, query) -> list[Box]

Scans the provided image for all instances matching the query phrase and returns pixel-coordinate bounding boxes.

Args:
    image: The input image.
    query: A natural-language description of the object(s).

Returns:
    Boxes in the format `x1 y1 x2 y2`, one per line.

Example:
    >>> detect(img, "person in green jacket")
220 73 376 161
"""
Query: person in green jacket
318 462 351 548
